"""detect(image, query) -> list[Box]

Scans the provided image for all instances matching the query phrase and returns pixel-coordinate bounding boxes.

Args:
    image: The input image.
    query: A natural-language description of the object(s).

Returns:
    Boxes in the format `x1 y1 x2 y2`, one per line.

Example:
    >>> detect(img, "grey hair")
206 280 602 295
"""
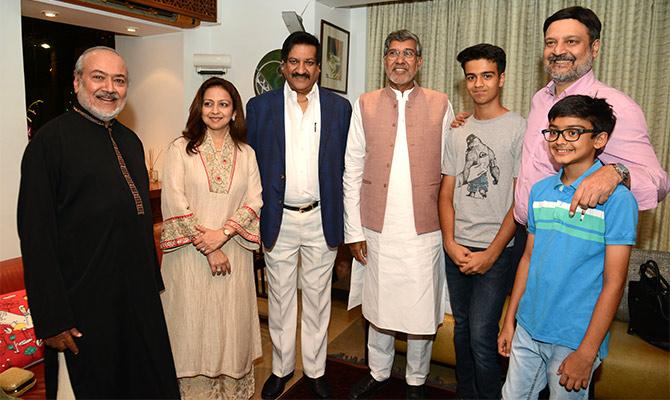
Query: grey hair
73 46 126 78
383 29 422 57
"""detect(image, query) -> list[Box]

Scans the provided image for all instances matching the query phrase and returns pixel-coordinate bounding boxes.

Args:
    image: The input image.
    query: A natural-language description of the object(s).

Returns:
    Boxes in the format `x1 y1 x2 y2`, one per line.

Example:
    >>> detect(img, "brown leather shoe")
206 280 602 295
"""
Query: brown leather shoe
261 372 294 400
349 374 389 399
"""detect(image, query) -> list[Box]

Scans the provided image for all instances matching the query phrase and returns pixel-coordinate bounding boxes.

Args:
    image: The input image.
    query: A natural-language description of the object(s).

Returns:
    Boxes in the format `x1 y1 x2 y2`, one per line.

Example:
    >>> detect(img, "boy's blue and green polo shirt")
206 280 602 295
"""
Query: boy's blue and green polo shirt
517 160 638 358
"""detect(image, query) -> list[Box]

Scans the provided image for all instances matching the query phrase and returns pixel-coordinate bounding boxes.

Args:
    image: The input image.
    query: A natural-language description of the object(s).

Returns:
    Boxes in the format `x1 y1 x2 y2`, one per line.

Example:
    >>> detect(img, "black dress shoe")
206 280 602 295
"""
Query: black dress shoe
349 374 389 399
406 384 425 399
261 372 294 400
305 375 330 398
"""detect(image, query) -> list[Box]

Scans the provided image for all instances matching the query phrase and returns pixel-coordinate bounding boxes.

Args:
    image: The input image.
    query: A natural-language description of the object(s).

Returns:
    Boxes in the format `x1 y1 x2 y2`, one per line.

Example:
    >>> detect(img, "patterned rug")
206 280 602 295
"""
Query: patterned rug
326 319 458 393
280 357 456 399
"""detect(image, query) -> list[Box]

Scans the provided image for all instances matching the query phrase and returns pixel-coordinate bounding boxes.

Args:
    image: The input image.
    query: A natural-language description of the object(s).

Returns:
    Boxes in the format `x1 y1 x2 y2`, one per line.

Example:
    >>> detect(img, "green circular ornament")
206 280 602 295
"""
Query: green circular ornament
254 49 284 95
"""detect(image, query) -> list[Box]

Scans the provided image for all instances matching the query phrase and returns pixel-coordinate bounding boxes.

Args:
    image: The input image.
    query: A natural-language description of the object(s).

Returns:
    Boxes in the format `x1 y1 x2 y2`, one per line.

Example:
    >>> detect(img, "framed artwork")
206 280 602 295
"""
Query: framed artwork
319 20 350 94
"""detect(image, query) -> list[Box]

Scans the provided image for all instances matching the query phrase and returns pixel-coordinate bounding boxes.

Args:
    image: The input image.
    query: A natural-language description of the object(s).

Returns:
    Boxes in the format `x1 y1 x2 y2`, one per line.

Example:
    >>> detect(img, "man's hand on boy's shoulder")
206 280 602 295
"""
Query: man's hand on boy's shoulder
557 349 597 392
569 165 621 217
450 111 471 128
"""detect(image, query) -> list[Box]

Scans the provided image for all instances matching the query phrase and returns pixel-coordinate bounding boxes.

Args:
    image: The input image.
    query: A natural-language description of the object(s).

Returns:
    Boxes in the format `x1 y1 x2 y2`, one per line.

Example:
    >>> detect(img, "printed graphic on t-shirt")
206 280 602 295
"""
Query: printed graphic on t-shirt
456 134 499 199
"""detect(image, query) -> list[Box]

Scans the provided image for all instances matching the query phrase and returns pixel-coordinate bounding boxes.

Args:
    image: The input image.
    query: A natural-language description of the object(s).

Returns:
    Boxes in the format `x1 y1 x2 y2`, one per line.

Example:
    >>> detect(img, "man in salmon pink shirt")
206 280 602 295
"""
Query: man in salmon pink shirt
514 6 669 225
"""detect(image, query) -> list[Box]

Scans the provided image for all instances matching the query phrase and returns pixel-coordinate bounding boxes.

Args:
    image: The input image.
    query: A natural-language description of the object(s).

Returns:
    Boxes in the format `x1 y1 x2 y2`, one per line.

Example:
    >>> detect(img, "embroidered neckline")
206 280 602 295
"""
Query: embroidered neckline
73 104 115 128
73 105 145 215
198 132 236 194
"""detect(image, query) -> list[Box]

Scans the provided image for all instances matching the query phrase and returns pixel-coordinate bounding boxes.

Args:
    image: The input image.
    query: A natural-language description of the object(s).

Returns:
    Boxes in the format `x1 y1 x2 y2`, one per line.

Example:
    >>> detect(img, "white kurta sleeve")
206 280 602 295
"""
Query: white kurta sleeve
440 100 455 170
159 140 200 251
343 99 367 244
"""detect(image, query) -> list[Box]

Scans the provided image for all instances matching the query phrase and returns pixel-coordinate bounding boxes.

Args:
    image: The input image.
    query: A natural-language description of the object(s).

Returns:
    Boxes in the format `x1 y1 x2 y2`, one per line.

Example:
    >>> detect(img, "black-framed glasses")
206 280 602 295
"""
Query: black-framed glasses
385 49 417 60
541 128 596 142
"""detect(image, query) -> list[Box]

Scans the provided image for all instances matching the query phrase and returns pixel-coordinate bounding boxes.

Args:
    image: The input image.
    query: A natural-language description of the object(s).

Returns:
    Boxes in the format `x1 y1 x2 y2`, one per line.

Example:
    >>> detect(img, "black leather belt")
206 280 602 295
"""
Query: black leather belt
283 201 319 213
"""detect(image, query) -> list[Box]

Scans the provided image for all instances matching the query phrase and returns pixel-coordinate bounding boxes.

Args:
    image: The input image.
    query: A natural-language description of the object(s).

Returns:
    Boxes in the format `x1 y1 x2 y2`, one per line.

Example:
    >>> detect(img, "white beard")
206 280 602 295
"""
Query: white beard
77 90 126 121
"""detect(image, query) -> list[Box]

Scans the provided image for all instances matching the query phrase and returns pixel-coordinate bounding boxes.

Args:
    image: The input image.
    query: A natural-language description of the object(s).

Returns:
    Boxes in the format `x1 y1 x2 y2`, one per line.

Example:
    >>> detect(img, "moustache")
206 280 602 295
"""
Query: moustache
291 72 310 79
94 90 120 101
548 54 576 63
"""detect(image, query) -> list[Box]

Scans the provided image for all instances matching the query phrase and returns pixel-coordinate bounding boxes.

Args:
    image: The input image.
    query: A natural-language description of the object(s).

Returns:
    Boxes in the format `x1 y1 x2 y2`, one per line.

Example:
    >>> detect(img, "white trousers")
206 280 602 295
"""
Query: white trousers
368 324 433 386
56 352 76 399
263 206 337 379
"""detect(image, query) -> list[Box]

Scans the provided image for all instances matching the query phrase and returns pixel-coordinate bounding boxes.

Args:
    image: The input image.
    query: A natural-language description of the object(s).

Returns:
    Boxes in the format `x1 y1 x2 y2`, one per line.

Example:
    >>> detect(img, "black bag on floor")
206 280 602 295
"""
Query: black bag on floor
627 260 669 351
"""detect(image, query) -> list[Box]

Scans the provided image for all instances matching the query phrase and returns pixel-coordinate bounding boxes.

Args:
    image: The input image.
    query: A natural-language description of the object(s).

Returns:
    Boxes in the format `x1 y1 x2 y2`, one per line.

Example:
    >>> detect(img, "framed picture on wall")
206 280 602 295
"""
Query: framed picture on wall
319 20 349 94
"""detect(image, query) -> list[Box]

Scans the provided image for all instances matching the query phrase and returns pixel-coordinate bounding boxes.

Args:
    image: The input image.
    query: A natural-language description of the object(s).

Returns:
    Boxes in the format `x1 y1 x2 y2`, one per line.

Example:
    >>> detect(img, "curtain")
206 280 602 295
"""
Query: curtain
366 0 670 251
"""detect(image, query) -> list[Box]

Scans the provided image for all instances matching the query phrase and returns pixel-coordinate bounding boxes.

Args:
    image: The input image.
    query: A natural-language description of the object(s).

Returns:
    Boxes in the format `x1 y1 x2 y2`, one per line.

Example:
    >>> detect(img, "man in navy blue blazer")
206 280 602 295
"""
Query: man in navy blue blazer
246 31 352 400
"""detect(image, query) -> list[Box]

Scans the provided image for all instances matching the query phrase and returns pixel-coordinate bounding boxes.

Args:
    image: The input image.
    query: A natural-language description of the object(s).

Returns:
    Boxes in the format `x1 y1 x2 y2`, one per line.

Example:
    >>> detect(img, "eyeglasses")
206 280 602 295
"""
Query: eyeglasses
385 49 417 60
541 128 596 142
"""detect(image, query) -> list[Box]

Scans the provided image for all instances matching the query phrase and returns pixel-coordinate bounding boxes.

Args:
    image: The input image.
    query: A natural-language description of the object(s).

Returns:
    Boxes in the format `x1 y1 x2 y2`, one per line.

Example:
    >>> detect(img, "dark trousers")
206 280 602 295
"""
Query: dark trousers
446 246 514 399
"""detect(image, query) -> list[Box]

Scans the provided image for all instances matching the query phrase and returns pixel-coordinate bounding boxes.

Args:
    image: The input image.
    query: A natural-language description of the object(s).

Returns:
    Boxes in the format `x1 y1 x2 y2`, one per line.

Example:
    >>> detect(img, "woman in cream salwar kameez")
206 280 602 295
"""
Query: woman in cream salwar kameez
160 77 262 399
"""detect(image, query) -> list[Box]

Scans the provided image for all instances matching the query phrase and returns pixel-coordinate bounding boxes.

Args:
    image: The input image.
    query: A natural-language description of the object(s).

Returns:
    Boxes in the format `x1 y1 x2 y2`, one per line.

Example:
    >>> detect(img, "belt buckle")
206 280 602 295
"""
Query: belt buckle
298 202 316 213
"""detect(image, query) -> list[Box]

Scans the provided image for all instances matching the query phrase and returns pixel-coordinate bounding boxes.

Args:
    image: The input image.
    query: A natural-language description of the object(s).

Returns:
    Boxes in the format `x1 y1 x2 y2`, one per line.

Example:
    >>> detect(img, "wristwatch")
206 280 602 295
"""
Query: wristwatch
611 163 631 188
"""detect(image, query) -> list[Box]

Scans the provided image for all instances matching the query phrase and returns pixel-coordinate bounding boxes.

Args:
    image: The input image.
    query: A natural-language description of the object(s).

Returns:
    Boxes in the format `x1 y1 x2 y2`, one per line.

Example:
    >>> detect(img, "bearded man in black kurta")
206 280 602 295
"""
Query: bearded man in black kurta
17 46 179 399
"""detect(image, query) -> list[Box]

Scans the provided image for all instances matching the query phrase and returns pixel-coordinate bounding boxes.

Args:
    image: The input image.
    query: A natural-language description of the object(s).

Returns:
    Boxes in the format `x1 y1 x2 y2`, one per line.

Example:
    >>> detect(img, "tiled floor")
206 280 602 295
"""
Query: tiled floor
252 294 363 399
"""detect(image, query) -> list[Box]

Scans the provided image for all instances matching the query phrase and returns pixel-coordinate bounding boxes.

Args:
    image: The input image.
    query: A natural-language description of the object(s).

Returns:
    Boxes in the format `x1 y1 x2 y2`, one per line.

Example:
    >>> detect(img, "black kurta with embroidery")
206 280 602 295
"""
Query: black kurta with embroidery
17 107 179 399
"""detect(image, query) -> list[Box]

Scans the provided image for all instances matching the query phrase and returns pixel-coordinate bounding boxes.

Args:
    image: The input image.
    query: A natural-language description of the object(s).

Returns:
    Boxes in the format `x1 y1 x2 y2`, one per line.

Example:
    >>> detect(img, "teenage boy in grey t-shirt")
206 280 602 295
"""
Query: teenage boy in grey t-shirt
438 43 525 399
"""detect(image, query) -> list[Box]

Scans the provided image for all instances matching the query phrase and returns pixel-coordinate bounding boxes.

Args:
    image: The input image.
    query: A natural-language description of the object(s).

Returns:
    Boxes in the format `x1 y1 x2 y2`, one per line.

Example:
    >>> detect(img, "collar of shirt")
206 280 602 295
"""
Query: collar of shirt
73 102 115 128
553 159 604 192
390 84 415 101
282 81 321 205
543 69 597 99
283 81 319 105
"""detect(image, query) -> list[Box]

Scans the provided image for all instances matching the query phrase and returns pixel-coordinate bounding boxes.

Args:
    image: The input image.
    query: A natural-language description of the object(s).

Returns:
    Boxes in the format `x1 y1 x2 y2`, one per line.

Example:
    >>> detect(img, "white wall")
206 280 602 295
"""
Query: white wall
0 0 28 259
181 0 318 109
117 0 367 168
315 3 367 102
347 7 367 102
181 0 367 107
116 32 185 174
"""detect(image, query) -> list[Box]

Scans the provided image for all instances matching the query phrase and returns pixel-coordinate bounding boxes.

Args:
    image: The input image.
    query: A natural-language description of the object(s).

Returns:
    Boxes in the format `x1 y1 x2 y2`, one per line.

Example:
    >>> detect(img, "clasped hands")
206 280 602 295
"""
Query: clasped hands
192 224 232 276
444 240 496 275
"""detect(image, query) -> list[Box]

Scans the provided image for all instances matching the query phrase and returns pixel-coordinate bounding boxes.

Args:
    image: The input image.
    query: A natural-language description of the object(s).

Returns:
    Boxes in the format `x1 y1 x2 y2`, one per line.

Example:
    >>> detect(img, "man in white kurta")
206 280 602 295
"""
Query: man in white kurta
344 30 454 399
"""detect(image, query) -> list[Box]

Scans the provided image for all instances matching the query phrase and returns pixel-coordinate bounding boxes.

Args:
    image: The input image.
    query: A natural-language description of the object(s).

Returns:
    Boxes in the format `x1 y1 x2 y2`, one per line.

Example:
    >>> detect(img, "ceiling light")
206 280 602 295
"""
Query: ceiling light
41 10 58 18
40 43 51 49
126 27 138 33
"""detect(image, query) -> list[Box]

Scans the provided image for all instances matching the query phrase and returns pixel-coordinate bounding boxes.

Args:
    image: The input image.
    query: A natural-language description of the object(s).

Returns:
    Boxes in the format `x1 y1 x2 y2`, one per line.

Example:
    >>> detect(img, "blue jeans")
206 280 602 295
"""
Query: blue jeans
445 246 513 399
502 324 601 400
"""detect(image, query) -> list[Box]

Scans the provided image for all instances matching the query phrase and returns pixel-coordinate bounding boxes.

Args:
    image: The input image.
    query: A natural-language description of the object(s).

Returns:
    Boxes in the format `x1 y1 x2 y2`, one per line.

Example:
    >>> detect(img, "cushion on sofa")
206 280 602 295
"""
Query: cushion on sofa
0 290 45 373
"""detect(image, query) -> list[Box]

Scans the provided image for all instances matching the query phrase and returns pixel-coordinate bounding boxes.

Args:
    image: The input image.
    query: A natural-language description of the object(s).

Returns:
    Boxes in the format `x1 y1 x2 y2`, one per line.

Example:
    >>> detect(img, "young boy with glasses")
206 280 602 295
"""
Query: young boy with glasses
498 95 638 399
